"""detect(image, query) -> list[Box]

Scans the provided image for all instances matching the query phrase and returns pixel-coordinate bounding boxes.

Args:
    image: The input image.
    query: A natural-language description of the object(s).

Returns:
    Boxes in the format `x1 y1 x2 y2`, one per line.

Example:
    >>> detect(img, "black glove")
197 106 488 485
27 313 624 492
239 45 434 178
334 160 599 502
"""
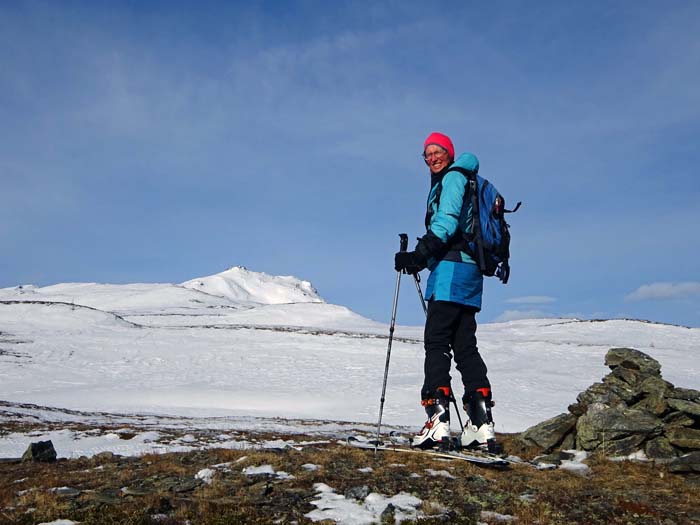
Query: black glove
394 250 426 274
416 230 448 262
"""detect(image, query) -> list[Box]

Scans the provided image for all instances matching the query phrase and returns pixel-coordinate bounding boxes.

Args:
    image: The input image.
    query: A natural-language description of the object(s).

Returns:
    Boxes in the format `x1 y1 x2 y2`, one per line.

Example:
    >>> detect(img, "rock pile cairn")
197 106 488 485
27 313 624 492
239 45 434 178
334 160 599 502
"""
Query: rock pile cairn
517 348 700 472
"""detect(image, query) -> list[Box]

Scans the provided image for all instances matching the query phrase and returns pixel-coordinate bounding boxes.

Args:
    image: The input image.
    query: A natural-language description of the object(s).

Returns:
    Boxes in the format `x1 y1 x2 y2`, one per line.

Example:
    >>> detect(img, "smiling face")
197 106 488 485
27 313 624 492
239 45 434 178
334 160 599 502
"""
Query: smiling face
423 145 452 174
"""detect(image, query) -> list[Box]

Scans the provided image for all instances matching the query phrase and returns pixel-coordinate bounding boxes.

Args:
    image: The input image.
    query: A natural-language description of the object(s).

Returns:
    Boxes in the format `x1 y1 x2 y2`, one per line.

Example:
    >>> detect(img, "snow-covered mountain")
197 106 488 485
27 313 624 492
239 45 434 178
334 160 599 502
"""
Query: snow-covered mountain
1 266 384 332
4 266 321 312
181 266 321 305
1 267 699 445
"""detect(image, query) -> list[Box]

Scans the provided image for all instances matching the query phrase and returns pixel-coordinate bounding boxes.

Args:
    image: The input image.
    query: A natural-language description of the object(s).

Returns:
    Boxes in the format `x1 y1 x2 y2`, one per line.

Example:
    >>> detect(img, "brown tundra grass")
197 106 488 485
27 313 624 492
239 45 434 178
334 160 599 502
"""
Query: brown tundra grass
0 431 698 524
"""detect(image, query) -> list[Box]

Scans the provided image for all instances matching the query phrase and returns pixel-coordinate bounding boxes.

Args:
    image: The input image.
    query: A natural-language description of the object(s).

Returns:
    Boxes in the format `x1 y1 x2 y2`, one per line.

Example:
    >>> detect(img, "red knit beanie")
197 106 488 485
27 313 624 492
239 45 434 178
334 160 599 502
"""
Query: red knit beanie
423 132 454 159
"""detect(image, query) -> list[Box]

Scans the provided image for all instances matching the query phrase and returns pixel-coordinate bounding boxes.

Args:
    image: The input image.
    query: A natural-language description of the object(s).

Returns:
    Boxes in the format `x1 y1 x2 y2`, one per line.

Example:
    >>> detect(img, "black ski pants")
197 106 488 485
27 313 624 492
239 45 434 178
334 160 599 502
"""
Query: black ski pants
422 300 490 400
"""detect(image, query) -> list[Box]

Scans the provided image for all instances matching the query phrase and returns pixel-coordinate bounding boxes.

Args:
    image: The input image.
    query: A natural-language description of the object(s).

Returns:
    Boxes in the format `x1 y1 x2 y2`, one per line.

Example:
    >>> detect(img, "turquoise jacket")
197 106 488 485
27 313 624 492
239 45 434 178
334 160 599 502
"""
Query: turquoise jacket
422 153 484 310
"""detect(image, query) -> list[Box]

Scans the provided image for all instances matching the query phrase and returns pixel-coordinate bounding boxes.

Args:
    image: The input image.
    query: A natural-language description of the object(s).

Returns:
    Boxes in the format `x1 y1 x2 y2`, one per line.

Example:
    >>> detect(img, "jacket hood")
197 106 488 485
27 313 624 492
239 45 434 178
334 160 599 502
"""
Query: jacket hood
451 152 479 174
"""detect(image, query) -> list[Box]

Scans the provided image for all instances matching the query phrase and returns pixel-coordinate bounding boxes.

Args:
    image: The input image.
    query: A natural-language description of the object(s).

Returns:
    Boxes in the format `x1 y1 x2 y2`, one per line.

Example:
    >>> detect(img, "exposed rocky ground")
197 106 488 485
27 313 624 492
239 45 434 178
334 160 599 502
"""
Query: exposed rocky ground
2 431 700 525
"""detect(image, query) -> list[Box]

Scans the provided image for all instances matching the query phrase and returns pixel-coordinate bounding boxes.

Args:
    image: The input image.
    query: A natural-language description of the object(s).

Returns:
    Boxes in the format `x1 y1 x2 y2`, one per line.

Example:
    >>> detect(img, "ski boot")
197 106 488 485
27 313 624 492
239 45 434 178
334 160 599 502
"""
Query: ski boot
460 387 502 454
412 386 451 450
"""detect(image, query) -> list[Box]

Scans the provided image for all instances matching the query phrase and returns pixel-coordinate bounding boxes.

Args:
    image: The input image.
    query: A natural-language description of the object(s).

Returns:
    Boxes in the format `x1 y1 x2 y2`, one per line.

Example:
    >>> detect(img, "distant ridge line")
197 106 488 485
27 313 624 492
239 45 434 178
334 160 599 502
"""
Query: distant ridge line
0 300 142 328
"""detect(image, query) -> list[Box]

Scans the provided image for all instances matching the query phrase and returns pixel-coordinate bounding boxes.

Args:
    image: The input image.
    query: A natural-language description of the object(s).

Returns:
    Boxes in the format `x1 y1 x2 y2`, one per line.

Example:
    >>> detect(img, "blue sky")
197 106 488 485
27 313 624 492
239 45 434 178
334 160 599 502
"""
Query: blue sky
2 1 699 327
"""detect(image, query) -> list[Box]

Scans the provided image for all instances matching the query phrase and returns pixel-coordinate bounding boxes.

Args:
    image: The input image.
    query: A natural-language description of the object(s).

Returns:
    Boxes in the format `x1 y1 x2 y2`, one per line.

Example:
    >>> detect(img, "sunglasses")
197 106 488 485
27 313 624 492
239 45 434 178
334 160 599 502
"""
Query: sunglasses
422 150 449 160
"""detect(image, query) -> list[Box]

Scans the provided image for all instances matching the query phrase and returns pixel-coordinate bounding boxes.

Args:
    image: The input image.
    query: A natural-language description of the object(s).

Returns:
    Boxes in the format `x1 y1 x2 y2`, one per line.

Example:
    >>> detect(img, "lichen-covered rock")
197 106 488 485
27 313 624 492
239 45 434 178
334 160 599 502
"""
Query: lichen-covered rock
599 434 646 457
517 413 577 452
663 411 696 428
667 451 700 473
632 393 668 416
576 382 626 409
560 432 576 450
576 405 663 451
666 398 700 418
601 374 641 402
645 437 679 460
605 348 662 376
568 402 586 417
667 387 700 401
607 366 644 388
665 427 700 450
637 376 673 396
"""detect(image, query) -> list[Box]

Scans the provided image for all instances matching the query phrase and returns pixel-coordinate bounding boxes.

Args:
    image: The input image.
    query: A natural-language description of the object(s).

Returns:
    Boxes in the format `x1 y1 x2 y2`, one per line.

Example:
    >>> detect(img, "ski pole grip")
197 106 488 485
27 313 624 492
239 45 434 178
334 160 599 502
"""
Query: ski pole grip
399 233 408 252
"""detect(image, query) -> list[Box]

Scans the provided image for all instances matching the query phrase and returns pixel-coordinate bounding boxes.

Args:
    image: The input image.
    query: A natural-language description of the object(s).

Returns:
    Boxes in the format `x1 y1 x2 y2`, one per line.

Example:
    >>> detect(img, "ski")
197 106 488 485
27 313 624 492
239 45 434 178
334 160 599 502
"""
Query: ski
346 435 510 469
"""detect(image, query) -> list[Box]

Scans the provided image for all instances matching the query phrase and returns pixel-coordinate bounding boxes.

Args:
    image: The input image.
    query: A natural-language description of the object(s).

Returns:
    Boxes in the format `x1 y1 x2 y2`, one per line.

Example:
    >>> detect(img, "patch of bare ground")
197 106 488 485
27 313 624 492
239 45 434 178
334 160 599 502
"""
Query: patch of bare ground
0 431 698 524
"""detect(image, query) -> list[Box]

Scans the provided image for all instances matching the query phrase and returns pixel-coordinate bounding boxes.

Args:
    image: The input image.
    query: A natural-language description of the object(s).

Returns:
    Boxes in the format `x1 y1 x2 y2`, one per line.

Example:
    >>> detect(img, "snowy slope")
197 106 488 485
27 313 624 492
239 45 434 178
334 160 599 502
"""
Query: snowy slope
1 267 699 448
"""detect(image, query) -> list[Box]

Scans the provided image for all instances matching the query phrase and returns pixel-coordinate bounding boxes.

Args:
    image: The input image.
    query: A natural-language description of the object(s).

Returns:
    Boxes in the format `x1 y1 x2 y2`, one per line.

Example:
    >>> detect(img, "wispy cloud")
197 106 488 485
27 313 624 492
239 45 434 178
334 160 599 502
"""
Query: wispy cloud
505 296 556 305
625 282 700 302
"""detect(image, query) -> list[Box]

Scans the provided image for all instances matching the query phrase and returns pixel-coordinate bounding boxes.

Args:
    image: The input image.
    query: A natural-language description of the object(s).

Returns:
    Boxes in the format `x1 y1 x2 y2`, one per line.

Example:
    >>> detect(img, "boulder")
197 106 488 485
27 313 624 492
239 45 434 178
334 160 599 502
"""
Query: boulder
560 432 576 450
517 413 577 452
575 382 626 410
22 440 57 463
665 428 700 450
663 412 696 428
607 366 644 388
632 393 668 416
637 376 673 396
599 434 646 457
667 451 700 473
600 374 640 403
567 402 586 417
645 437 679 460
604 348 662 376
666 398 700 418
576 405 663 451
667 387 700 401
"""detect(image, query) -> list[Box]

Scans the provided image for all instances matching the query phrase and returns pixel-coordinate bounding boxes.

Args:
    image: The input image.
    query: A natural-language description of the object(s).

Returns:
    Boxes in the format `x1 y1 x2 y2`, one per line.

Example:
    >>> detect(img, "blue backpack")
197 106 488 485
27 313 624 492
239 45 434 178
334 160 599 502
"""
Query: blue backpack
442 165 521 284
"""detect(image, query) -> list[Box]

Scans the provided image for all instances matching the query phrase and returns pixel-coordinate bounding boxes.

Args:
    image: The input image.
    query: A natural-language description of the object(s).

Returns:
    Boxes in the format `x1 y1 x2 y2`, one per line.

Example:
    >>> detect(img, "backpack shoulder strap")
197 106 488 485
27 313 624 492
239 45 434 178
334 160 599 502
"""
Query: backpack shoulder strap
445 165 476 181
425 179 444 230
444 166 487 271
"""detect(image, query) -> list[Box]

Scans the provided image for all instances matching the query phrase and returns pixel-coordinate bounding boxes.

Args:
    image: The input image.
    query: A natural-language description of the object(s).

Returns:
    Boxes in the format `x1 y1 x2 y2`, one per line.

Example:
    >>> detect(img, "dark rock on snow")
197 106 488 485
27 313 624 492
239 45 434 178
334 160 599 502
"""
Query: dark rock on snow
22 440 57 463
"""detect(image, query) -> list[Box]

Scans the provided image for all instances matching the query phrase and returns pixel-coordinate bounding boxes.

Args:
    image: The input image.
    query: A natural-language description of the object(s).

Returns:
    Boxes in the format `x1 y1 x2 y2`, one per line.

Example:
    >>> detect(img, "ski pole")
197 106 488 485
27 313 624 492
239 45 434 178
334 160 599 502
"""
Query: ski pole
412 273 428 316
375 233 408 452
411 272 466 432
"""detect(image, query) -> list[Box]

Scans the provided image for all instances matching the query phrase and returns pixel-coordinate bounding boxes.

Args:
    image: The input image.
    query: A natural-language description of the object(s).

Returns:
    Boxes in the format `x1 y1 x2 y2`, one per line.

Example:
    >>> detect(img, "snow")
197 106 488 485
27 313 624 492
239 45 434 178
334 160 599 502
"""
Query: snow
0 429 176 459
559 450 590 474
1 266 699 460
610 450 649 462
425 469 455 479
242 464 276 476
240 464 294 479
305 483 421 524
195 468 216 484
